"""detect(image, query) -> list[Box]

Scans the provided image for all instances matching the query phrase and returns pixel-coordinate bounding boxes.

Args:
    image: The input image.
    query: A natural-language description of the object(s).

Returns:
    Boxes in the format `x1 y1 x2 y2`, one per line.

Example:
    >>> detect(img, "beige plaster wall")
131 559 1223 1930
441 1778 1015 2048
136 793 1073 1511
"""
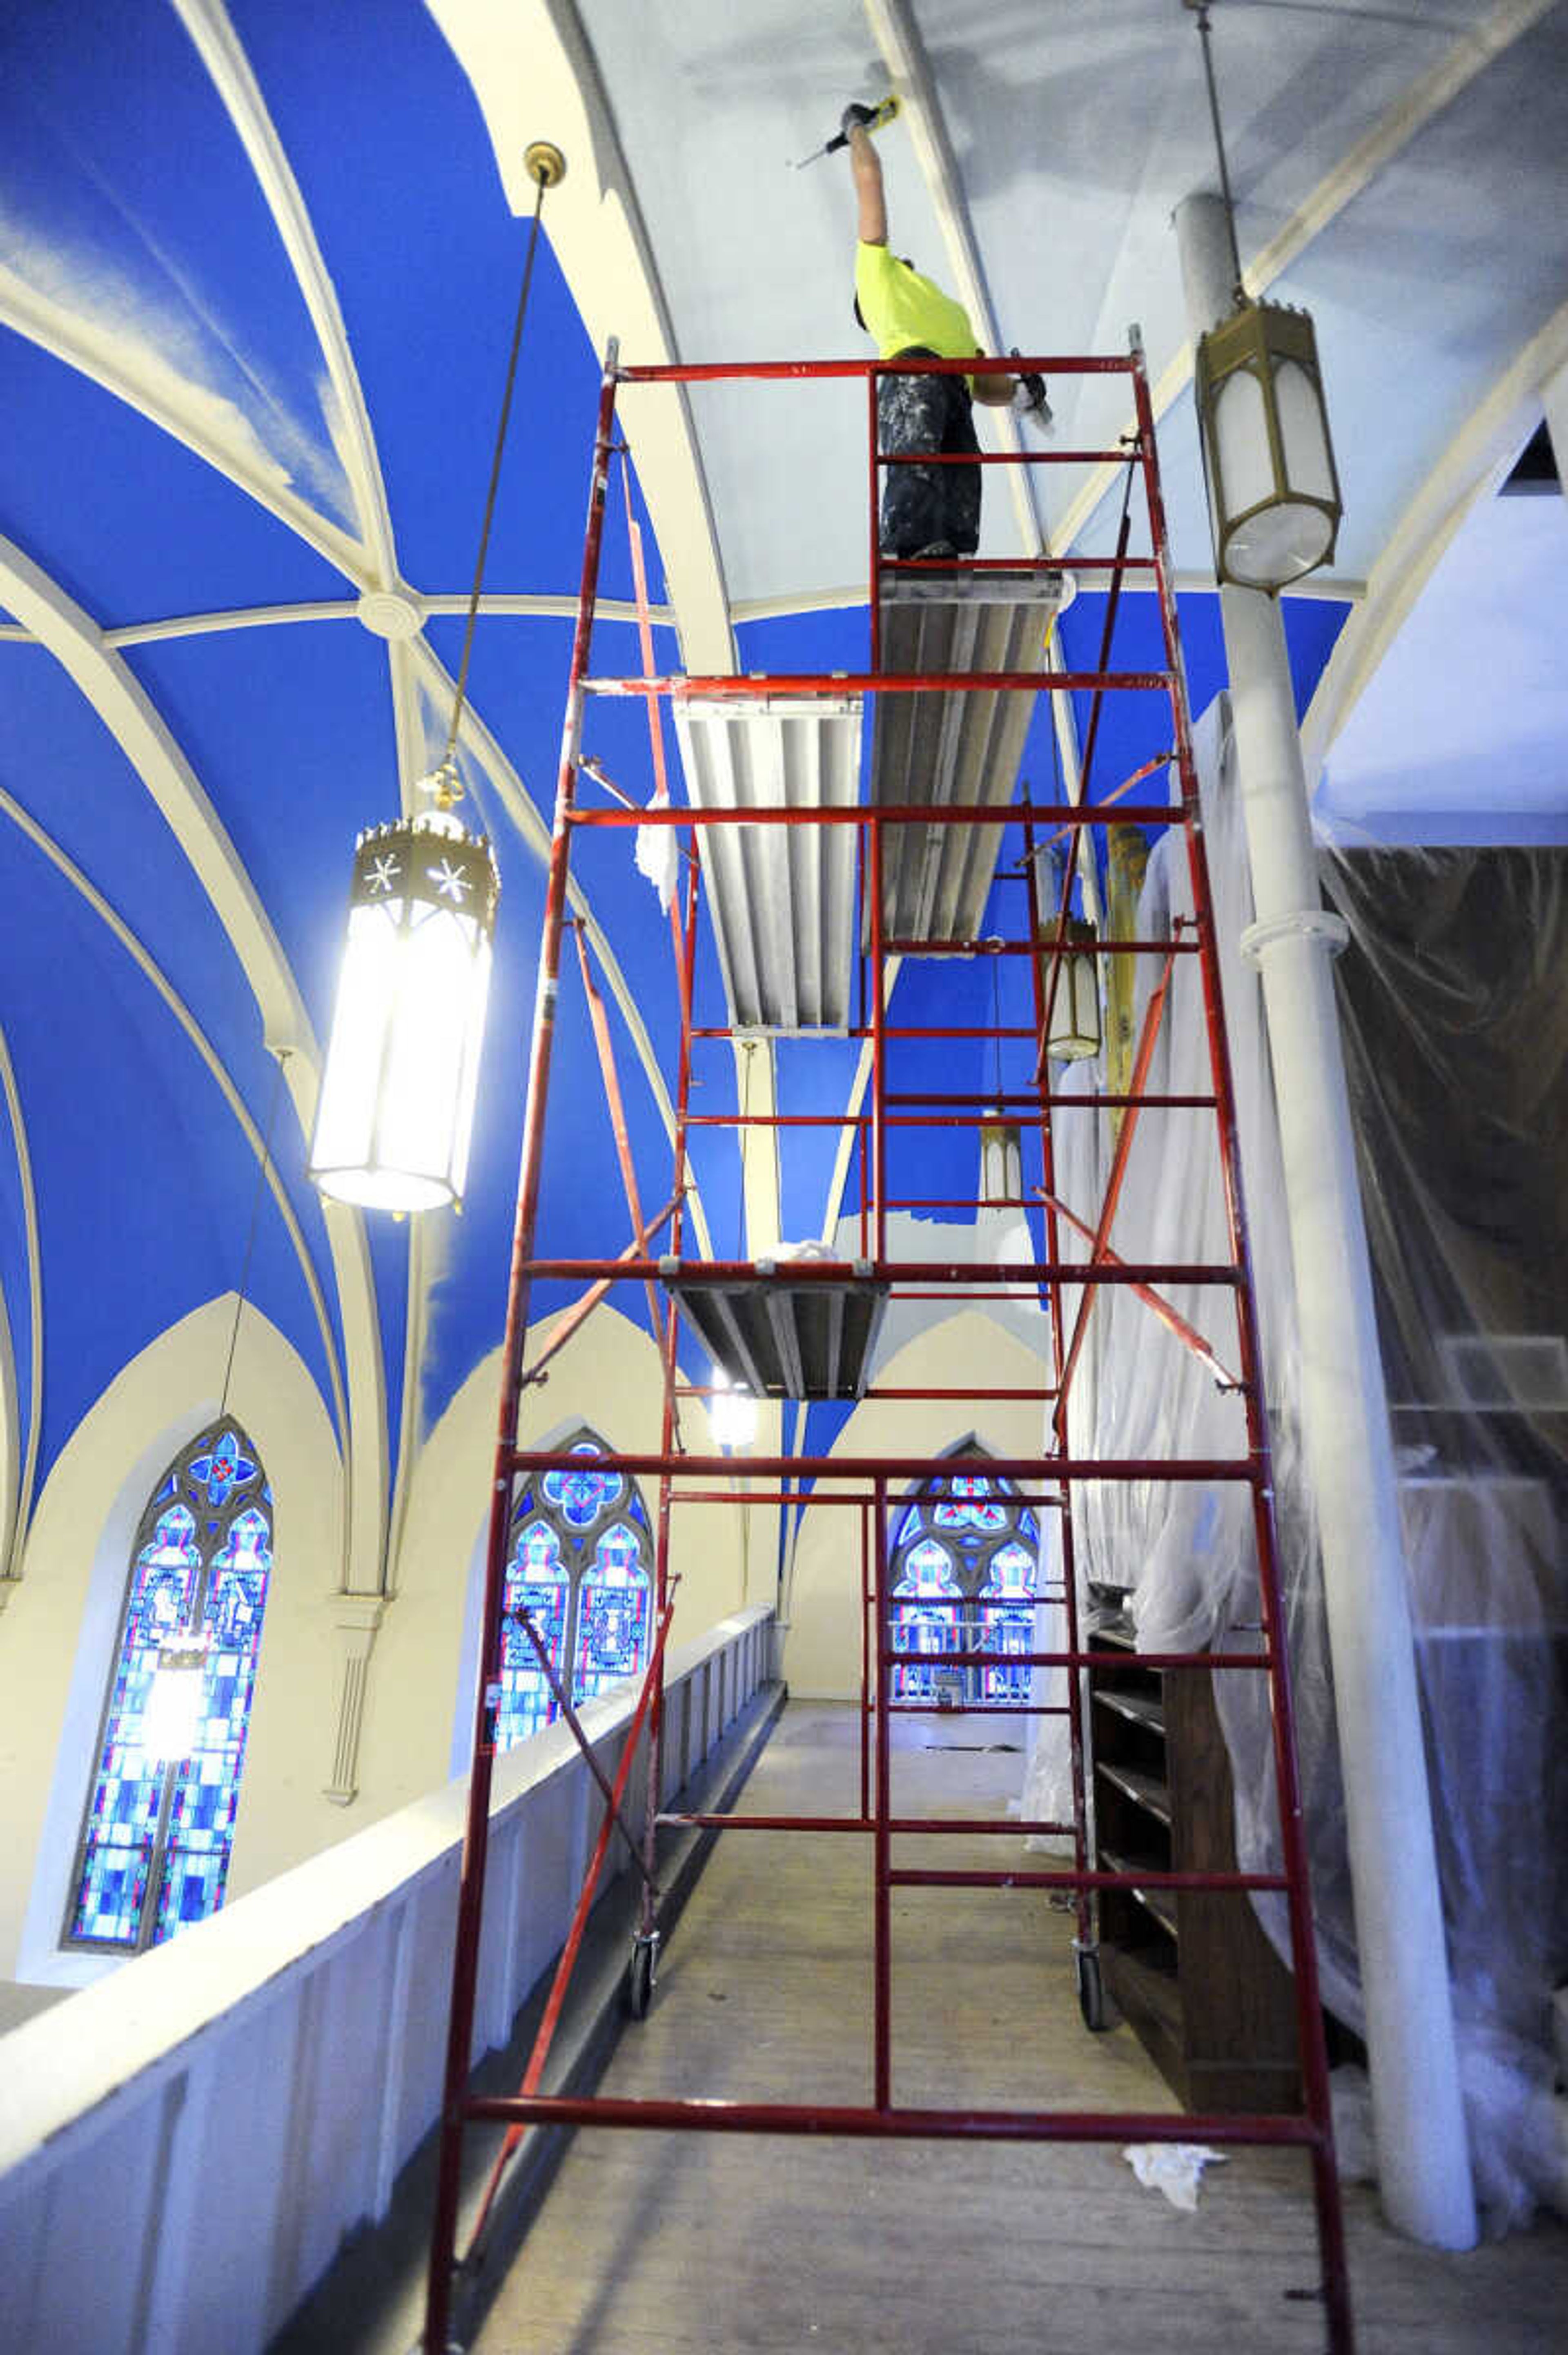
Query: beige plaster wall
354 1297 766 1819
1 1297 343 1985
0 1277 769 1993
781 1309 1050 1699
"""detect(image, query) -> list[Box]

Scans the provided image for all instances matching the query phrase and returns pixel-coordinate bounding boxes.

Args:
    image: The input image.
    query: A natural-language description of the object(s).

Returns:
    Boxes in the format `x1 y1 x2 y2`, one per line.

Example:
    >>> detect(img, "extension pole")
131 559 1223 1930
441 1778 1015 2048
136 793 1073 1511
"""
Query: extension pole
1175 191 1474 2249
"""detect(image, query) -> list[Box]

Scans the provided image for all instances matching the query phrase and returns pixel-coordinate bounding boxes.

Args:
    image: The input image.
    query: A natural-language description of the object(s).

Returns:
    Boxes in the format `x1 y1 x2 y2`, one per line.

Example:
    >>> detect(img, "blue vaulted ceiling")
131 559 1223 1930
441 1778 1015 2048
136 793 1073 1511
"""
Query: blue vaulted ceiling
0 1 1564 1544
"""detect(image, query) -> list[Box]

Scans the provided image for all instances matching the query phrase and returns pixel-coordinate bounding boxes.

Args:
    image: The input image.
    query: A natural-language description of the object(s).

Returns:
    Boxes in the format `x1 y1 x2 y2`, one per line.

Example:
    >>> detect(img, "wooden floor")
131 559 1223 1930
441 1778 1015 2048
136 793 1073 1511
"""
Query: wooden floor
472 1702 1566 2355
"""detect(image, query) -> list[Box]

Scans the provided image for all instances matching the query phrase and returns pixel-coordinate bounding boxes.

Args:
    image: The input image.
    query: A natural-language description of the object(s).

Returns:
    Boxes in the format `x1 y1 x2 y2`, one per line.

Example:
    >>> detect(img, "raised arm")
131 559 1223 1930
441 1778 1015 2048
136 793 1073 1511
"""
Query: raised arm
848 122 887 245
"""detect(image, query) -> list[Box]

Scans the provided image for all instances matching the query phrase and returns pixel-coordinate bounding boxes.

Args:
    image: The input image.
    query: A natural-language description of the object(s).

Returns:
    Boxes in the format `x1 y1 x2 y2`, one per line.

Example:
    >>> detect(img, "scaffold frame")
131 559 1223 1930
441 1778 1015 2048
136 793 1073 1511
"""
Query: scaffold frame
423 339 1354 2355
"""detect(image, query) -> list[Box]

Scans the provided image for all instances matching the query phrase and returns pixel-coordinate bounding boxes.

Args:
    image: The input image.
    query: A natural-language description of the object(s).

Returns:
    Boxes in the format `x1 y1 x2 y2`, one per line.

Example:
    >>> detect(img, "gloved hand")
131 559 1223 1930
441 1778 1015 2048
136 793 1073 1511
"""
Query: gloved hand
1009 349 1052 428
841 102 880 139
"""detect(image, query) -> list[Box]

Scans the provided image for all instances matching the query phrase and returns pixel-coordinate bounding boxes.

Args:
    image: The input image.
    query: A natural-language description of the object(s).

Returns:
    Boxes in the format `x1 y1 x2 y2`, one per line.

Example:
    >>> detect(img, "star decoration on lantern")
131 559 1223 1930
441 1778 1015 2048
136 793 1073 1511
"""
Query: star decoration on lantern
367 854 401 895
429 858 470 904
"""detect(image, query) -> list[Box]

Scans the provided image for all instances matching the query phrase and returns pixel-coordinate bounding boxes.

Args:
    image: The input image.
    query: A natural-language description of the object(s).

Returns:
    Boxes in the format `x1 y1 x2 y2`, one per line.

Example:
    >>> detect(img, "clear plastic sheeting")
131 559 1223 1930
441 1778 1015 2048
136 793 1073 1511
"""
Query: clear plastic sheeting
1024 697 1568 2235
1322 835 1568 2234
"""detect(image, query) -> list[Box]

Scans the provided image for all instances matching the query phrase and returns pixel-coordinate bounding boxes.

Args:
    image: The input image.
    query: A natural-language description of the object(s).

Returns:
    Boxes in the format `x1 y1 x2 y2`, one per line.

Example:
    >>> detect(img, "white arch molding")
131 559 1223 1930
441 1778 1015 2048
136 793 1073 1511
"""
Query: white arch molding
4 1297 343 1985
0 534 388 1597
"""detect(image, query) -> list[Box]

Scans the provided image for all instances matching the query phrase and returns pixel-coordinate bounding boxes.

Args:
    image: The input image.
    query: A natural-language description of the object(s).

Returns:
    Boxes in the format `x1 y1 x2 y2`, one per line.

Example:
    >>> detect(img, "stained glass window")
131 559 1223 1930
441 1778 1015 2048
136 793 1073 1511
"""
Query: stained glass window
494 1432 654 1751
67 1421 272 1953
891 1536 962 1699
978 1537 1037 1703
498 1522 570 1747
888 1452 1039 1708
541 1440 625 1530
574 1522 651 1705
932 1474 1009 1537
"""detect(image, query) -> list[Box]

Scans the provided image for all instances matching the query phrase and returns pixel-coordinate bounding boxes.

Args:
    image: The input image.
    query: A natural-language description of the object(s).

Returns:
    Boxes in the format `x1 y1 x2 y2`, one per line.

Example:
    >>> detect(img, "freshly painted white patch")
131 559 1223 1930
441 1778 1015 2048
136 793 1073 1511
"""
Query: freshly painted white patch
0 221 360 548
172 0 398 581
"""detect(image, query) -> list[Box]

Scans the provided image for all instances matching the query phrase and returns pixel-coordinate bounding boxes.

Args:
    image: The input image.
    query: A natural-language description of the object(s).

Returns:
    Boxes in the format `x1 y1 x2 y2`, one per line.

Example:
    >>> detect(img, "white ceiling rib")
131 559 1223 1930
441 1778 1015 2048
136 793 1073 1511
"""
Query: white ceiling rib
675 698 863 1034
0 773 349 1461
0 1015 38 1584
173 0 395 584
0 267 364 580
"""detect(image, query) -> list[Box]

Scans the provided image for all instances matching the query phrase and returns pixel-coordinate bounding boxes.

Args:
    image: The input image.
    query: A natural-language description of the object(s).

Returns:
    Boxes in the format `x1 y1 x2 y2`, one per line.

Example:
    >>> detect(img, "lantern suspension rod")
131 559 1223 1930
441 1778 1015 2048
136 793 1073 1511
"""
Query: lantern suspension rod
442 145 565 775
219 1049 288 1421
1187 2 1243 301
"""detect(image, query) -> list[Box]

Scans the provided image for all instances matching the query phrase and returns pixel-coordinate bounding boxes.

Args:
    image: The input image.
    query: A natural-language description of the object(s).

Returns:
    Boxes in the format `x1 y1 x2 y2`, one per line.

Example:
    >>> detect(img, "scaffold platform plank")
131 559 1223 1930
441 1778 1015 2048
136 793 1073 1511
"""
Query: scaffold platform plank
675 695 861 1034
662 1259 889 1401
871 575 1068 947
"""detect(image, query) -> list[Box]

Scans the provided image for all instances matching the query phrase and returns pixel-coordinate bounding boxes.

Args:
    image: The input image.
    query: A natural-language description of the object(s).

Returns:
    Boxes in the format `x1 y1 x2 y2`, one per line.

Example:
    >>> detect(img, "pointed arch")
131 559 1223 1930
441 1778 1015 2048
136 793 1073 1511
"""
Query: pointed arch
495 1429 653 1748
889 1437 1040 1706
65 1418 273 1952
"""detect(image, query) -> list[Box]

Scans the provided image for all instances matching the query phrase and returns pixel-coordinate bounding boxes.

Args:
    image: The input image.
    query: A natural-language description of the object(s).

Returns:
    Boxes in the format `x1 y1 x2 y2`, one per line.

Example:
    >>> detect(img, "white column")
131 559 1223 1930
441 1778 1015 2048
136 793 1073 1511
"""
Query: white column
1175 192 1475 2250
322 1591 388 1807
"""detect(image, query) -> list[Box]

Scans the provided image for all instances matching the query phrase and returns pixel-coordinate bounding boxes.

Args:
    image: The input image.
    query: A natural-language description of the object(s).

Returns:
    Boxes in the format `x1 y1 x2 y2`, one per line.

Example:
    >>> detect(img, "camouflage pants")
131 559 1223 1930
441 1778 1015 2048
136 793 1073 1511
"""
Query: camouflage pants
877 350 980 557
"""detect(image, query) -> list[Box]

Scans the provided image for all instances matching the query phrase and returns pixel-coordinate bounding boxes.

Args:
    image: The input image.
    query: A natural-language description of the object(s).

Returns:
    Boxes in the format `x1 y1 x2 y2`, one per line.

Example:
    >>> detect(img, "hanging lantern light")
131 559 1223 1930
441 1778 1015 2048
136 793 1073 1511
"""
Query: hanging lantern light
309 771 499 1211
1044 918 1103 1063
709 1367 759 1452
141 1635 209 1764
1195 298 1342 590
1040 851 1101 1064
1187 3 1343 592
980 1112 1022 1205
308 142 565 1214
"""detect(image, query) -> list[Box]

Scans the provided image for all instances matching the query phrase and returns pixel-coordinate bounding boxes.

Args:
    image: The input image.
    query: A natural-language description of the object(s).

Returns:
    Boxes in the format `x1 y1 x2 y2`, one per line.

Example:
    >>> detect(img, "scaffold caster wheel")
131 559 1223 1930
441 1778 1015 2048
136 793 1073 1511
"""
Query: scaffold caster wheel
625 1929 660 2021
1076 1944 1107 2033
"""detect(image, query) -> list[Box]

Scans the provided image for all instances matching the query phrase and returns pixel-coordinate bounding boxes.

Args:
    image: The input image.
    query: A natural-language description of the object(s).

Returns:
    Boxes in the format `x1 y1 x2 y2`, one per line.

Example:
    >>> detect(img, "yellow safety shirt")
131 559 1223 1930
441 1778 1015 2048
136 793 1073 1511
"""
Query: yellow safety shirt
855 243 981 394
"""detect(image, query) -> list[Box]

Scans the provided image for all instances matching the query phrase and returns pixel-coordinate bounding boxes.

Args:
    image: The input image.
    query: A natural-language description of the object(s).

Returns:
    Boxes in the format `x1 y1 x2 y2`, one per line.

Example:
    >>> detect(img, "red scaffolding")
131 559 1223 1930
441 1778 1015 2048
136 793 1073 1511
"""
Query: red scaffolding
423 339 1354 2353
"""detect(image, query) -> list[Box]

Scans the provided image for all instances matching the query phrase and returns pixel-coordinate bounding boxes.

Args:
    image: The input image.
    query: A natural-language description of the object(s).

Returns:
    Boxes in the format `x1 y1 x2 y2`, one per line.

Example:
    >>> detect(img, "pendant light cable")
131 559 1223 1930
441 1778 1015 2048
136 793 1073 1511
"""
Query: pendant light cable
442 151 564 775
219 1050 289 1422
1188 2 1243 299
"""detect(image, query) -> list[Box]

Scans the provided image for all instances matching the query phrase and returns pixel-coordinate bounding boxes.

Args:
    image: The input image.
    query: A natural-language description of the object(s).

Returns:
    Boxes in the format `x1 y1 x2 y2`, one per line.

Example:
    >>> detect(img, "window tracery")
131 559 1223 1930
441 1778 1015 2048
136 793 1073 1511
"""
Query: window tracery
67 1421 272 1952
889 1454 1039 1704
497 1435 653 1747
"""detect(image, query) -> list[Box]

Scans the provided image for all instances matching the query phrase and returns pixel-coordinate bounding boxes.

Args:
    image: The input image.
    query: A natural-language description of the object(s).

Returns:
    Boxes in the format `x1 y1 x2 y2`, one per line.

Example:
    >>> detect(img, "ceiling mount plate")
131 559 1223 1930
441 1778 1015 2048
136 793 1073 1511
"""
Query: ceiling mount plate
525 141 566 187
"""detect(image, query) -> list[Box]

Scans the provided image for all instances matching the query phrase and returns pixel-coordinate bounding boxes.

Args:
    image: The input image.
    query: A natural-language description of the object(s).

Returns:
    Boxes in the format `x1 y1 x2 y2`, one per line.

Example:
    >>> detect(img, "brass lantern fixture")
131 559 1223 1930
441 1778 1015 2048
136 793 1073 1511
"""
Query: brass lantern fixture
1187 2 1343 592
309 768 499 1212
980 1112 1022 1205
308 142 565 1214
1044 916 1103 1063
1041 852 1102 1064
1195 296 1342 590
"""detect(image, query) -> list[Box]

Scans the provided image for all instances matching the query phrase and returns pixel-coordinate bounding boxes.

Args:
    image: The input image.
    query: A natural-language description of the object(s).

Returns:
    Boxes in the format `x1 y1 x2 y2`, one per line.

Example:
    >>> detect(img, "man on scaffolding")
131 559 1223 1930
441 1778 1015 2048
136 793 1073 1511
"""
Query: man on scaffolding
844 104 1047 561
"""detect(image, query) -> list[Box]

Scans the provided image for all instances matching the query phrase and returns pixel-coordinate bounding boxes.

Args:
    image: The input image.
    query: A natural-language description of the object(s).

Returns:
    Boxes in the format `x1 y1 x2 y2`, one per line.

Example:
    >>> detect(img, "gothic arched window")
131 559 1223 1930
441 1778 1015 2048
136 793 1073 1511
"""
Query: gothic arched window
889 1452 1039 1704
497 1435 653 1749
66 1421 273 1952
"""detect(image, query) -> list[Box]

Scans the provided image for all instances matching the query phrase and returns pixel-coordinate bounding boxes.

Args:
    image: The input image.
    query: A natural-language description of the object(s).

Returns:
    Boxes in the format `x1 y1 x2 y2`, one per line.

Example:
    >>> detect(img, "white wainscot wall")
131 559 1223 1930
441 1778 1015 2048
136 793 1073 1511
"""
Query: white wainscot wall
0 1606 773 2355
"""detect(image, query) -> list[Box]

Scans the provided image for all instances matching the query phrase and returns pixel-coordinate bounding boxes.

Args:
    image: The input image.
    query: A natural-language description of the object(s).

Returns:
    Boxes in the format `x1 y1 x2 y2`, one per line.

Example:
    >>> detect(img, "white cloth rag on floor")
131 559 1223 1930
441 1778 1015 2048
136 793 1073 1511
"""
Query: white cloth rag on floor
1121 2143 1228 2211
